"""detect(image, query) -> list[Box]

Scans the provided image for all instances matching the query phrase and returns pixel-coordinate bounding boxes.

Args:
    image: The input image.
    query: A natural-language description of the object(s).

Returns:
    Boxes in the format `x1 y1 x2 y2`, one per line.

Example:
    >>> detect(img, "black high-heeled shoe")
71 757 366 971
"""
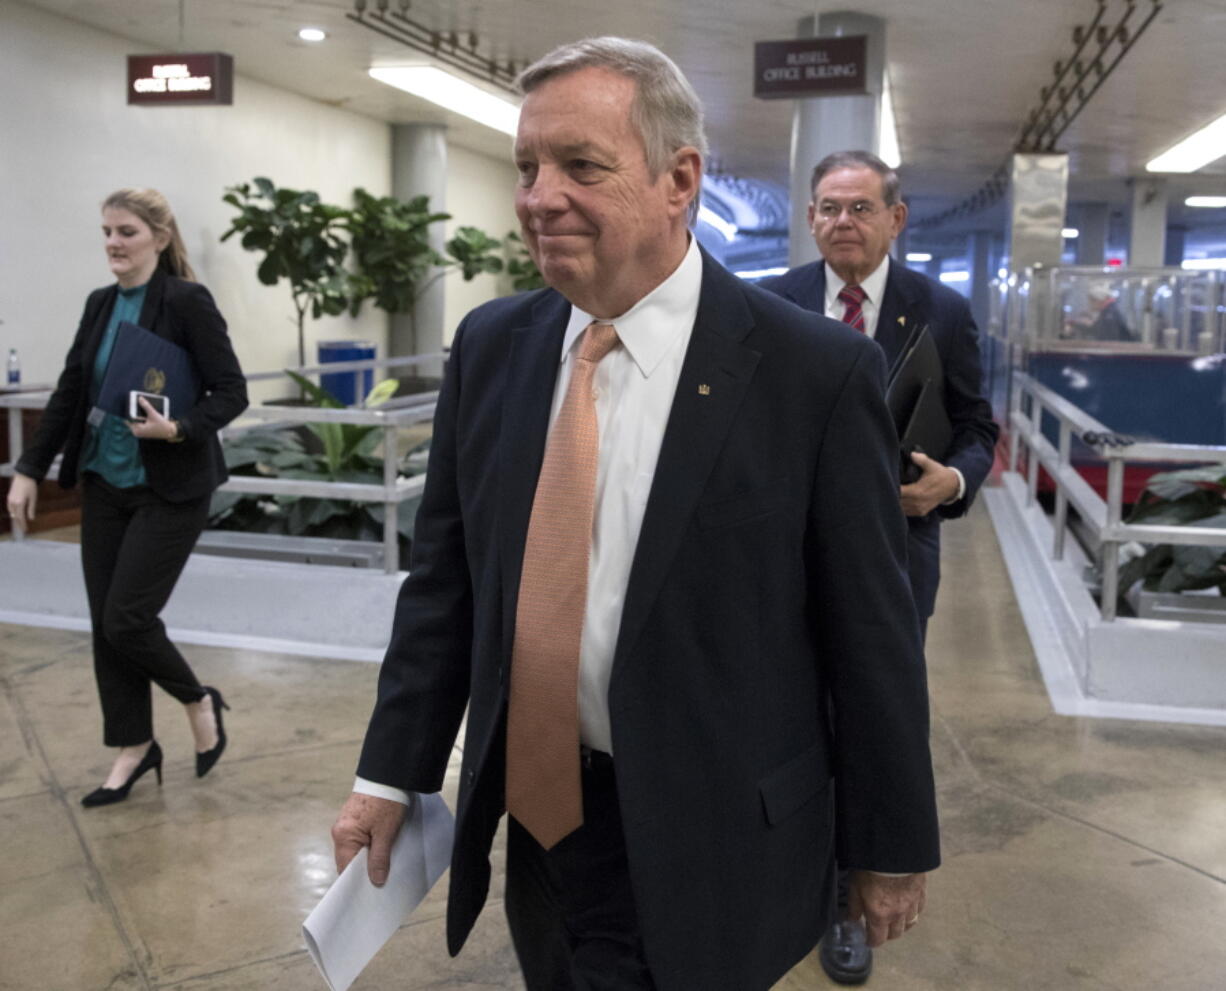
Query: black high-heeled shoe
195 686 231 779
81 740 163 808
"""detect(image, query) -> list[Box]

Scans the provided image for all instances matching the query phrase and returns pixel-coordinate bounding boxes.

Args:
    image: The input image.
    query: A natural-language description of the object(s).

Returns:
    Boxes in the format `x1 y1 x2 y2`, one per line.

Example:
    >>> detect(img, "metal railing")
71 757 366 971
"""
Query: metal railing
1 352 443 574
1008 370 1226 620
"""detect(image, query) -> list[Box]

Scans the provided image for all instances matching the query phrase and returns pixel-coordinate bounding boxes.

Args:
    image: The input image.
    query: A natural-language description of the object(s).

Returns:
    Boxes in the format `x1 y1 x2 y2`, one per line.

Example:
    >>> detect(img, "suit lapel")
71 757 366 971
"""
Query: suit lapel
137 268 167 335
78 286 117 380
874 262 920 370
498 292 570 668
614 257 761 668
790 261 826 313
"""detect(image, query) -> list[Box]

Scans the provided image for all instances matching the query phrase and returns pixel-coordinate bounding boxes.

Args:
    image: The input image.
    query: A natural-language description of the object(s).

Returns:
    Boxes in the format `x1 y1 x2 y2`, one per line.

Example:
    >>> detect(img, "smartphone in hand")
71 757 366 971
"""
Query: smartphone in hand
128 390 169 421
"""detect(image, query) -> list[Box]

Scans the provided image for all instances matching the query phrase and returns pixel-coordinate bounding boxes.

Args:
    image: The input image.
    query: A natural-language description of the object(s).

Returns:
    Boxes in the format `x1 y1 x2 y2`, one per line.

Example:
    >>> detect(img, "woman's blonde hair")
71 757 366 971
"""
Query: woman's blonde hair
102 188 195 281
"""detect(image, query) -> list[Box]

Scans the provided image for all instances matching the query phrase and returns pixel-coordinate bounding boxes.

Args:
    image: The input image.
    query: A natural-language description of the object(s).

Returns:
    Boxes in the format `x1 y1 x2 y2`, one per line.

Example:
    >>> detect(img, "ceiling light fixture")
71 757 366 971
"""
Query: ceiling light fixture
369 66 520 135
1186 196 1226 208
1062 227 1079 238
905 252 932 262
298 27 327 42
1147 112 1226 173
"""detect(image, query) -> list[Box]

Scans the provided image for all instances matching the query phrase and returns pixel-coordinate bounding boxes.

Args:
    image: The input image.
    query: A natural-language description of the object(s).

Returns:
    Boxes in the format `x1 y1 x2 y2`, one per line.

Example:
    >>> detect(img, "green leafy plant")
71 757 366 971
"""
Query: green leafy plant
221 178 350 368
223 181 505 375
208 373 429 554
346 188 503 318
505 230 546 291
446 225 505 280
345 189 451 316
1117 464 1226 598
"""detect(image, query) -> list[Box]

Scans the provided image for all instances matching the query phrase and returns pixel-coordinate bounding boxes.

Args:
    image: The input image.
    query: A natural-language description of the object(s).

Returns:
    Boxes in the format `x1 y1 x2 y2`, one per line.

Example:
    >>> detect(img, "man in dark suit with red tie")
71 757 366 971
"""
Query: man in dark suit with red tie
762 150 998 985
333 43 939 991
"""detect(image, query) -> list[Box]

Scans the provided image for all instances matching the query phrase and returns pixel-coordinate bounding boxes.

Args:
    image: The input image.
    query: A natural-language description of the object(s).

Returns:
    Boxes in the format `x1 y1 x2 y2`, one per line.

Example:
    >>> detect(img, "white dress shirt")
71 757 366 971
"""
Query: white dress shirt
823 257 890 340
355 237 702 803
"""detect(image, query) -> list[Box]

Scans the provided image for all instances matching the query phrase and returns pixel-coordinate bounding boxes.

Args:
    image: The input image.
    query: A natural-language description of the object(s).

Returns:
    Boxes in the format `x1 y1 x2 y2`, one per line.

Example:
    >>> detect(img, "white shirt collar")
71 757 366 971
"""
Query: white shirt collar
824 254 891 311
562 236 702 378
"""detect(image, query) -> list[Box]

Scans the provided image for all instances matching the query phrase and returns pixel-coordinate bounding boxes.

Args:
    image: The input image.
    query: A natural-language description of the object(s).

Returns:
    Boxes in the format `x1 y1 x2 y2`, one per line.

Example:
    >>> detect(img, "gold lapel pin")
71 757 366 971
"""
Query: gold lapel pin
698 383 711 396
898 315 907 326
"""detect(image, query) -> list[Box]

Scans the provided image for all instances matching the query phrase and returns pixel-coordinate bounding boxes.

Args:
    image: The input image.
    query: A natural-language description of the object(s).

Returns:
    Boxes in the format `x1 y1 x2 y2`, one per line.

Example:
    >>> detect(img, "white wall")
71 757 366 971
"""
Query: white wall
0 2 390 403
443 144 522 347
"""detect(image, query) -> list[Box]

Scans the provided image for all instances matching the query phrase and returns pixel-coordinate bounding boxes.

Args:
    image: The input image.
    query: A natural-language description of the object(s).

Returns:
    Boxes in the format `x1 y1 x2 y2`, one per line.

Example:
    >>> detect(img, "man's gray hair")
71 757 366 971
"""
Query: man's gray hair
517 36 709 179
810 150 901 206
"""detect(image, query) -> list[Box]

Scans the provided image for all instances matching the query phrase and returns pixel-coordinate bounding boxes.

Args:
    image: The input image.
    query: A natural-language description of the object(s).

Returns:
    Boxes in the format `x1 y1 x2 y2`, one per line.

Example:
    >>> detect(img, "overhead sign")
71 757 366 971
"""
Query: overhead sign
127 53 234 106
753 36 867 99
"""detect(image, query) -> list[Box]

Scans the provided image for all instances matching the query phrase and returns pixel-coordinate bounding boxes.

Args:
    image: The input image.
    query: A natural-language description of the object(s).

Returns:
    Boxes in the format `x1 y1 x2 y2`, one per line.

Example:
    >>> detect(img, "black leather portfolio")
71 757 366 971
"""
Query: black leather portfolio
95 321 201 420
884 324 952 483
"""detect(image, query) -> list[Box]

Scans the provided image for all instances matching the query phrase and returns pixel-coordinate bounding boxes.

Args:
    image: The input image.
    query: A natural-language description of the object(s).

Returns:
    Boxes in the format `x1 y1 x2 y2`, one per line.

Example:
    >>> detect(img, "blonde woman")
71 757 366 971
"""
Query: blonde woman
6 189 247 806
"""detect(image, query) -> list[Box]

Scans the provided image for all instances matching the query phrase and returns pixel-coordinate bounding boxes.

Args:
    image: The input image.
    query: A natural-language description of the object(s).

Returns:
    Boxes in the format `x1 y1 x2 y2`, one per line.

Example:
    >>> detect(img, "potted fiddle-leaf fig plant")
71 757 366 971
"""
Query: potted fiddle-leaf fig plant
505 230 546 291
346 187 504 322
221 178 350 370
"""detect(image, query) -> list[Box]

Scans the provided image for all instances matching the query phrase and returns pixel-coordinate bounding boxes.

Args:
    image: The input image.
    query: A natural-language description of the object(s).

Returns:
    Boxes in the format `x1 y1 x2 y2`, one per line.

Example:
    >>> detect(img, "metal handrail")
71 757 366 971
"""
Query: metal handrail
1008 370 1226 620
1 354 443 573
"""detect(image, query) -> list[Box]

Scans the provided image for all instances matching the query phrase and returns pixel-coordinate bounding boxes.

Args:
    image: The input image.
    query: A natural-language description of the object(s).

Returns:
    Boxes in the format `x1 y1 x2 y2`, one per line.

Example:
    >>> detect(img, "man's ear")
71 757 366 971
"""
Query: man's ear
807 200 818 233
890 200 909 239
666 147 702 218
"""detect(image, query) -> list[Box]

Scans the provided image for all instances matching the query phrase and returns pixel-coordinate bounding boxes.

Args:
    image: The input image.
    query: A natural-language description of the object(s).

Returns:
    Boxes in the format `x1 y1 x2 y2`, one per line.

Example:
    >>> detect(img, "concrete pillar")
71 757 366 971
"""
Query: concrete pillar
788 12 885 266
1074 202 1109 265
391 123 447 356
1129 177 1167 268
969 230 993 332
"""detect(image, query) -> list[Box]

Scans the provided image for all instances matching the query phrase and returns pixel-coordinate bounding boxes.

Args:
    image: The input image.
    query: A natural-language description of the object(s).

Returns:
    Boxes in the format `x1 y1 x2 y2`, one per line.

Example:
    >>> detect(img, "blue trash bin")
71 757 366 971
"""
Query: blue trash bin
318 340 375 406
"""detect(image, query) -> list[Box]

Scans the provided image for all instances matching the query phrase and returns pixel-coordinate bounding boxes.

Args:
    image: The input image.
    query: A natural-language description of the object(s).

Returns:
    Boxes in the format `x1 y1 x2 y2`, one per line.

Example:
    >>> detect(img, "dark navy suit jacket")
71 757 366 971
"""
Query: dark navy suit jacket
760 259 998 617
357 250 940 990
17 267 248 502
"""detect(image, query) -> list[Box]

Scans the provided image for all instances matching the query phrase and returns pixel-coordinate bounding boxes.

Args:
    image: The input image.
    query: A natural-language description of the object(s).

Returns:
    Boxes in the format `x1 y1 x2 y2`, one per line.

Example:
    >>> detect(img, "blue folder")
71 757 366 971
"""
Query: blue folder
95 320 201 420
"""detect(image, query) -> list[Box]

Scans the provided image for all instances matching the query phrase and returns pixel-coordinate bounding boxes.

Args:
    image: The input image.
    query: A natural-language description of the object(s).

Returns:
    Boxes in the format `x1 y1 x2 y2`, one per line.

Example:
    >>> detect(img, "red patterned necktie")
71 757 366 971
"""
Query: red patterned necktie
838 284 867 333
505 321 621 850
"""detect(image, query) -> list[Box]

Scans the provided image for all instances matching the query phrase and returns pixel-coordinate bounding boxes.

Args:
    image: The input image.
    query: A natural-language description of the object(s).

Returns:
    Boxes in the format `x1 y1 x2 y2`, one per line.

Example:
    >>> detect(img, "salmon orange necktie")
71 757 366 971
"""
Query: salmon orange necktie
506 321 621 850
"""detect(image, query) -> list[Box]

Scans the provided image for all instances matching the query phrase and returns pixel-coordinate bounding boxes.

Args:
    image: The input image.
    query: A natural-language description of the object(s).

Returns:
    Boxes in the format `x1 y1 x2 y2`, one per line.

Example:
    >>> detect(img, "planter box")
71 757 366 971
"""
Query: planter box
1127 586 1226 625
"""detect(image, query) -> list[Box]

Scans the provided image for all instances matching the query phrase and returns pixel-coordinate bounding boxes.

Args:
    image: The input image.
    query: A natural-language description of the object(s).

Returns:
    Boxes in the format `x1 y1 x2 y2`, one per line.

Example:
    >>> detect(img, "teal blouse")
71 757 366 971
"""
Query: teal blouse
80 283 148 488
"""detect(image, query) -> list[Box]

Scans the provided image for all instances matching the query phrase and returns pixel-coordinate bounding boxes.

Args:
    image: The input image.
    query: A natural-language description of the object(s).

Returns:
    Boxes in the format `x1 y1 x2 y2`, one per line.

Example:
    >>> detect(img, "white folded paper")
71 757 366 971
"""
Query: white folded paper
303 792 455 991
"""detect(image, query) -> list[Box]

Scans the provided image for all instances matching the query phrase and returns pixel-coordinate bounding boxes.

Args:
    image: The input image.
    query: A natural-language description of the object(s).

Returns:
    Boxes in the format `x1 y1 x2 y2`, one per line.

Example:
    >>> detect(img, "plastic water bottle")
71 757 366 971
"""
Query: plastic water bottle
5 348 18 386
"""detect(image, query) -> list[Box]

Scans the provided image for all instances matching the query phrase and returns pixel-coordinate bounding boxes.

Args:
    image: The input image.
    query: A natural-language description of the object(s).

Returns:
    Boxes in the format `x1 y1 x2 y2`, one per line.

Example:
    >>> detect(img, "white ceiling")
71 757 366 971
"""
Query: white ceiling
25 0 1226 236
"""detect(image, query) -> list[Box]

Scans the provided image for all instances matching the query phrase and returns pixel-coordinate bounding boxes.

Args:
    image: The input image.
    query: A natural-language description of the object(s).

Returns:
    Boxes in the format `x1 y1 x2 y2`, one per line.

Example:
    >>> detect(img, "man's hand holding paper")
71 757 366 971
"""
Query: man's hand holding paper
331 792 407 887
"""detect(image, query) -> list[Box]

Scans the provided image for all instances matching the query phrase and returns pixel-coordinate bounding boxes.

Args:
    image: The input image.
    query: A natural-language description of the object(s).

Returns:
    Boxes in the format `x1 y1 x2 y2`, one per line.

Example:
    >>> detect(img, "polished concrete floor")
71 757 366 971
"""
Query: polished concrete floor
2 501 1225 990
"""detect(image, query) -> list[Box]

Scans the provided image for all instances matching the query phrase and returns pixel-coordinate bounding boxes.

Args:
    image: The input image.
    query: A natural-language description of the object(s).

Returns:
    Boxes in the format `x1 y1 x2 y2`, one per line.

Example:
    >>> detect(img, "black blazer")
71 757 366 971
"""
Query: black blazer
760 259 999 617
17 267 248 502
357 250 939 991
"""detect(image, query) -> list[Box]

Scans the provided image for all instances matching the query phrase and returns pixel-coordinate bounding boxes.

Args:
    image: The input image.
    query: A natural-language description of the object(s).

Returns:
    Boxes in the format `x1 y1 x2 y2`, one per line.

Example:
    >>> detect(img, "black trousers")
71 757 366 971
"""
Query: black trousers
80 474 211 746
504 749 656 991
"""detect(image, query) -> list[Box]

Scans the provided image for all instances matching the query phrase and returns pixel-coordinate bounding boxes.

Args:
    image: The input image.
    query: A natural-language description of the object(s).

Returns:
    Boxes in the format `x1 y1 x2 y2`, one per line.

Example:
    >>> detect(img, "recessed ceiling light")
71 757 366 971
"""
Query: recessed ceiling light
298 27 327 43
1186 196 1226 208
1062 228 1079 239
370 66 520 135
905 252 932 262
1147 112 1226 173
